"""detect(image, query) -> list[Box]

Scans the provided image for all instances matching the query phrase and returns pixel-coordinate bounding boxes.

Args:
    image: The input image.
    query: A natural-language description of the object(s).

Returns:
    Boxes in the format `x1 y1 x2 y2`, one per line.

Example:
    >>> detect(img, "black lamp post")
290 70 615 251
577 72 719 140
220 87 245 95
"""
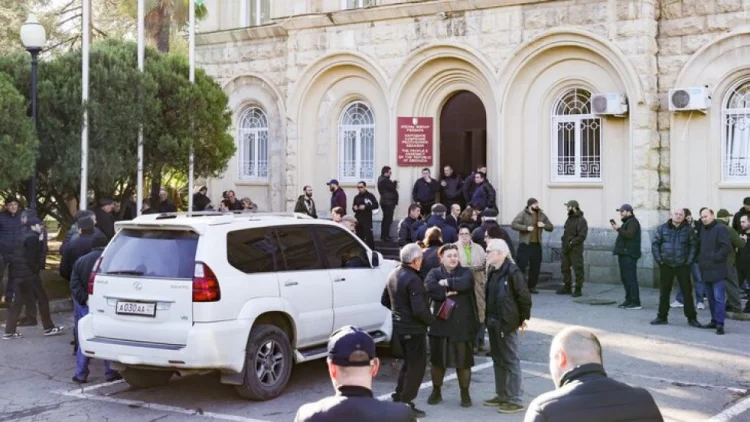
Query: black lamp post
20 15 46 214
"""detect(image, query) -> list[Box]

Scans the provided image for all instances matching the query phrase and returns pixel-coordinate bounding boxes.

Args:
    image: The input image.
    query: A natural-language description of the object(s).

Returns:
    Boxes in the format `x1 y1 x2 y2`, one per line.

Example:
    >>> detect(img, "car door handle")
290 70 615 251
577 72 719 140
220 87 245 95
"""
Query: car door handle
334 277 346 282
284 280 298 287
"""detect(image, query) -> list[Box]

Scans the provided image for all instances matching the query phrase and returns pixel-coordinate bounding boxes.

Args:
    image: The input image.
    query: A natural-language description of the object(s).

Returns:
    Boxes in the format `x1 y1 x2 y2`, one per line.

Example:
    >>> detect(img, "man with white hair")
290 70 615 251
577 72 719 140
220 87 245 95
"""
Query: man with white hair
381 243 431 418
650 208 702 328
524 326 662 422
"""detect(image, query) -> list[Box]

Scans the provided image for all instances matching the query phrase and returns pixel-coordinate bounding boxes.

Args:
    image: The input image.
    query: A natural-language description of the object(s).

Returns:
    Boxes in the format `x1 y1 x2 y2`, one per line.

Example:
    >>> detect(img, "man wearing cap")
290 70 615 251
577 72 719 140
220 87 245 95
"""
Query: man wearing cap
716 208 746 314
558 200 588 297
611 204 642 310
3 217 64 340
294 326 416 422
328 179 347 214
94 199 116 240
414 203 458 244
0 197 24 306
412 168 440 217
511 198 553 294
381 243 431 418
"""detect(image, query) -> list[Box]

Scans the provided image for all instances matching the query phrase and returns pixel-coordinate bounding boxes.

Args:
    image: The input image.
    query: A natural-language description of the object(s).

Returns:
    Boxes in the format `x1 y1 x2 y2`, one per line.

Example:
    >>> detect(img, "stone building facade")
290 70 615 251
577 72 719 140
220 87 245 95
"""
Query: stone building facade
196 0 750 286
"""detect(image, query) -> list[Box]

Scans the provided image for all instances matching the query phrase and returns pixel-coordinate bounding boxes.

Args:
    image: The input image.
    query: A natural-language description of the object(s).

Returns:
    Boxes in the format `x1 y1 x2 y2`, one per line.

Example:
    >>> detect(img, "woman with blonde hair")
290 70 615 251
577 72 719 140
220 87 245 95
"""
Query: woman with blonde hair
454 224 487 352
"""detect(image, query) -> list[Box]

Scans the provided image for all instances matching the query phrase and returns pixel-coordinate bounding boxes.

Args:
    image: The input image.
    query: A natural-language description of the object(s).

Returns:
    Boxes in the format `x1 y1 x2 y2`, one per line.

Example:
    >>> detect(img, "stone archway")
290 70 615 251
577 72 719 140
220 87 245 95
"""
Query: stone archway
439 91 487 185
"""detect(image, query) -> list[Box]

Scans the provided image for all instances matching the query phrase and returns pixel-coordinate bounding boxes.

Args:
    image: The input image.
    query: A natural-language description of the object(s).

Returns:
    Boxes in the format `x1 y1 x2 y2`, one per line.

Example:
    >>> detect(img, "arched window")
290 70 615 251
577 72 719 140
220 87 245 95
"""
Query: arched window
551 88 602 182
723 79 750 181
339 102 375 182
238 107 269 180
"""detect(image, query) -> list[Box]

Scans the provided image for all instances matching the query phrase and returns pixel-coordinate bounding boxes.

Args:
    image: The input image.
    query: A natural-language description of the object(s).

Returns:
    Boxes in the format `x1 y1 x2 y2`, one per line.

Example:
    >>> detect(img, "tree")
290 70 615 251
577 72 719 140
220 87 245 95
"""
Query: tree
0 38 234 226
0 72 38 188
118 0 207 53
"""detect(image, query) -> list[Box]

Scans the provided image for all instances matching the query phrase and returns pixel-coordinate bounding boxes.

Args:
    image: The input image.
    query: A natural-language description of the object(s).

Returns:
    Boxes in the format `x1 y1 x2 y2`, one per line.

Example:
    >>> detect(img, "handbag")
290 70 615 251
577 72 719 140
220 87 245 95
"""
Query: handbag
437 297 457 320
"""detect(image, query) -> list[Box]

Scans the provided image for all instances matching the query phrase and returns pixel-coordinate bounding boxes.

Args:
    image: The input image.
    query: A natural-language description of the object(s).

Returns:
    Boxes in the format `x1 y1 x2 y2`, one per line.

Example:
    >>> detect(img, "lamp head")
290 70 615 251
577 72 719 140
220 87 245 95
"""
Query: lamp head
20 14 47 51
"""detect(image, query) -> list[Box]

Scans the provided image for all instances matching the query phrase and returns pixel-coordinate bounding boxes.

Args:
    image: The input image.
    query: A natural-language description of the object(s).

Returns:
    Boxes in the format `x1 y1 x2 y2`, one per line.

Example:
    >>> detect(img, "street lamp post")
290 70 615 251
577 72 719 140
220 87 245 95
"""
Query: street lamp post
20 15 47 214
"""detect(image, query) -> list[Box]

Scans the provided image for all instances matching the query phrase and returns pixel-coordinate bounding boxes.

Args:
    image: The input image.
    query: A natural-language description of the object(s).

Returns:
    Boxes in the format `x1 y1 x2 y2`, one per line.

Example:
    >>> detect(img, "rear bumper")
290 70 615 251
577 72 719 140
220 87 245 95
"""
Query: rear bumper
77 315 248 373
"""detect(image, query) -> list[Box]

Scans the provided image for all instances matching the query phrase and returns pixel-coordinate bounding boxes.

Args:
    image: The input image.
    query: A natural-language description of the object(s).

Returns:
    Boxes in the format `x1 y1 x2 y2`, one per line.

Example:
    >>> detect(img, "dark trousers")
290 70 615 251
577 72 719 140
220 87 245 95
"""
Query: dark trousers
617 255 640 305
356 222 374 248
395 333 427 404
0 253 8 298
381 205 395 240
738 266 750 292
517 243 542 290
5 276 54 334
657 265 696 320
561 246 585 287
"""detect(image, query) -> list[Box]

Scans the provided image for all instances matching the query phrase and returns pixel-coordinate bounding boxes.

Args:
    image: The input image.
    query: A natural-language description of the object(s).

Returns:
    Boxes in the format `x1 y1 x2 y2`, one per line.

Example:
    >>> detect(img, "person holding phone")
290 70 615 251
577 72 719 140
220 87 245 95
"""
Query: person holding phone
612 204 643 310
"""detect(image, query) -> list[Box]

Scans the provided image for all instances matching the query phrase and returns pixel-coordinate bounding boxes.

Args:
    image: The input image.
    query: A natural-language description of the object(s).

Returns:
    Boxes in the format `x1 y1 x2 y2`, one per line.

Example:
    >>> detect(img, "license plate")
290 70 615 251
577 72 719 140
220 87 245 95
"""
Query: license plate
116 301 156 317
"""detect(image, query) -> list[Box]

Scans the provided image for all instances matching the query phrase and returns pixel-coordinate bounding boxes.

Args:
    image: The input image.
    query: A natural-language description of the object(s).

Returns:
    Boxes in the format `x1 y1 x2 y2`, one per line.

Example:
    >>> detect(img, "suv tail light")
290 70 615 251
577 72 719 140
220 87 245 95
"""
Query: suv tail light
193 262 220 302
88 257 103 295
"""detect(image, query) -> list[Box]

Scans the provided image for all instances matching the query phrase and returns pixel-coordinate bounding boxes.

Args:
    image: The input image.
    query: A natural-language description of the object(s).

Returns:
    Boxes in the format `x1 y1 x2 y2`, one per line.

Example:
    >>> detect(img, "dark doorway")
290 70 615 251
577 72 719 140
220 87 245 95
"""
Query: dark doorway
439 91 487 185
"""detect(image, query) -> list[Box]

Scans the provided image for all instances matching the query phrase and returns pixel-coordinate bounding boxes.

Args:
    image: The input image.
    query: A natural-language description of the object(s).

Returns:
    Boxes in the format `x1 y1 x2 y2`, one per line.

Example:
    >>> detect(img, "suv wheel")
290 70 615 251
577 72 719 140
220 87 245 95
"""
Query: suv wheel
121 368 173 389
234 324 293 401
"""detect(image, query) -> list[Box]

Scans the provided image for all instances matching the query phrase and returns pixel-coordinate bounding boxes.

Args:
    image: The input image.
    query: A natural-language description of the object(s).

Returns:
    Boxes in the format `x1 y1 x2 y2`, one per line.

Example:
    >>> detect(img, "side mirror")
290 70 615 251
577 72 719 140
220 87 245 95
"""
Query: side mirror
370 251 381 268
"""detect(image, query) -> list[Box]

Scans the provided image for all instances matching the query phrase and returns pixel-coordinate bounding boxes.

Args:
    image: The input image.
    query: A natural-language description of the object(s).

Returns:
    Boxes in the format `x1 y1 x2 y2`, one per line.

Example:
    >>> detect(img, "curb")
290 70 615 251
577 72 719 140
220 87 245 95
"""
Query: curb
0 298 73 322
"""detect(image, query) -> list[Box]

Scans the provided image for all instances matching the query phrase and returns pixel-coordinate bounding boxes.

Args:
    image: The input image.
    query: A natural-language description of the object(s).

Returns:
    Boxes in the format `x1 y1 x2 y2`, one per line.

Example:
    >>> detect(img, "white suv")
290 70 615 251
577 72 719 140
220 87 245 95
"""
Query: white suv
77 212 396 400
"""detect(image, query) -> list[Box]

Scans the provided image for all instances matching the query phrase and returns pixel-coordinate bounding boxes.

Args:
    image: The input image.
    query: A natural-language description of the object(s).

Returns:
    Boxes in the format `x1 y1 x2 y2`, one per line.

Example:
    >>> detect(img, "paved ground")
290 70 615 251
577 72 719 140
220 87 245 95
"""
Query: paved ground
1 283 749 422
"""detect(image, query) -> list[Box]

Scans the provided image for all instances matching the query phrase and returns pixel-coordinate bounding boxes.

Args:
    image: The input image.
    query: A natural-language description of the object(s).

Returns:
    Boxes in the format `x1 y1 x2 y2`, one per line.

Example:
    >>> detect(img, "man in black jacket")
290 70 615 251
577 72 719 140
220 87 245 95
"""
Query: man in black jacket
3 218 64 340
558 201 588 297
414 204 458 244
192 186 211 212
94 199 116 240
412 168 439 216
462 164 487 204
397 204 421 247
0 197 23 306
294 326 416 422
484 239 531 414
698 208 732 335
525 327 663 422
650 208 702 328
381 243 430 418
294 186 318 219
439 165 463 209
731 196 750 232
377 166 398 241
472 209 516 259
70 234 120 383
738 214 750 313
612 204 642 310
60 218 96 282
352 181 379 248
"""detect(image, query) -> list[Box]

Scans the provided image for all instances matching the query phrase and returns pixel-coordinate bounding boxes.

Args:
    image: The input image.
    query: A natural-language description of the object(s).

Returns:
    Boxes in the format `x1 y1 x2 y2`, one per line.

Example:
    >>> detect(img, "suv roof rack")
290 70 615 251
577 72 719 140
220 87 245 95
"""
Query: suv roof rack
134 211 314 221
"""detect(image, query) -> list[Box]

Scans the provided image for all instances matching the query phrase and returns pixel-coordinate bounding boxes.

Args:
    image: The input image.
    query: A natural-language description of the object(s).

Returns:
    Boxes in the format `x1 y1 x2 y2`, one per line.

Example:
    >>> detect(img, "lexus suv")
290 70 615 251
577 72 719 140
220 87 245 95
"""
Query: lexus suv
77 212 396 400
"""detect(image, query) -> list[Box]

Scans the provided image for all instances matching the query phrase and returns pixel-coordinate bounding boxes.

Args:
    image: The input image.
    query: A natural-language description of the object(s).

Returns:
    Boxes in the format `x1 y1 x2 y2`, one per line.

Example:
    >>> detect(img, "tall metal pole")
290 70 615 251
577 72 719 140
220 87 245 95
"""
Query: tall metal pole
136 0 145 216
29 48 40 213
79 0 90 211
188 0 195 215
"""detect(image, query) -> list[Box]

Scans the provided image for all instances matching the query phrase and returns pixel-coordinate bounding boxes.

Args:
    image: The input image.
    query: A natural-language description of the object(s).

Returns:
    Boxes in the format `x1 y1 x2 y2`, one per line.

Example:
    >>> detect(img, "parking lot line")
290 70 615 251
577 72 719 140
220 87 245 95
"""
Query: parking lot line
707 396 750 422
54 387 270 422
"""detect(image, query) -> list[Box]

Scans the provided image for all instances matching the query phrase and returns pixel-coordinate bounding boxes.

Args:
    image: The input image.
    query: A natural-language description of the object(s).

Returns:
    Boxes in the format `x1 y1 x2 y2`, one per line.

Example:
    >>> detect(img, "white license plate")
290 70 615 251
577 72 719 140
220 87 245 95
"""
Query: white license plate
116 301 156 317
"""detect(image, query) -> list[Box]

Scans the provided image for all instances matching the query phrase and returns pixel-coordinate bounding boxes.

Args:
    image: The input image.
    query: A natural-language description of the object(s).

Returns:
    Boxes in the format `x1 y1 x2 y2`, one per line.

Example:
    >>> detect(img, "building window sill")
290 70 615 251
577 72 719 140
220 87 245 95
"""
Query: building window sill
718 182 750 189
547 182 604 189
236 179 269 187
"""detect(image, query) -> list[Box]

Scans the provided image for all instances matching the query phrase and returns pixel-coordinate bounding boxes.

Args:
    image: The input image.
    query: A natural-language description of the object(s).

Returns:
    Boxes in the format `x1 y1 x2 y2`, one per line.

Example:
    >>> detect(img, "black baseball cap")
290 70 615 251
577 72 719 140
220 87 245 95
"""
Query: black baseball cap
327 325 376 367
25 217 42 227
616 204 634 212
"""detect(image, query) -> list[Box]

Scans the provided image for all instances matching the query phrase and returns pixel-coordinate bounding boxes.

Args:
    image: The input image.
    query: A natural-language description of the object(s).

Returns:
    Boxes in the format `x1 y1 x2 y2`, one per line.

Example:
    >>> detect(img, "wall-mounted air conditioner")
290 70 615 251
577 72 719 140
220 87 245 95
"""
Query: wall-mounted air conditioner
591 93 628 117
669 86 711 113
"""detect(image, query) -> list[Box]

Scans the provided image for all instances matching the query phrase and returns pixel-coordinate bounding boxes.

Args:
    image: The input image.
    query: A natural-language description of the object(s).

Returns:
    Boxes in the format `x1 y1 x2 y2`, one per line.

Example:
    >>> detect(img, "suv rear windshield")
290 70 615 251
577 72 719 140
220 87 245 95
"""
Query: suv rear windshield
99 229 199 279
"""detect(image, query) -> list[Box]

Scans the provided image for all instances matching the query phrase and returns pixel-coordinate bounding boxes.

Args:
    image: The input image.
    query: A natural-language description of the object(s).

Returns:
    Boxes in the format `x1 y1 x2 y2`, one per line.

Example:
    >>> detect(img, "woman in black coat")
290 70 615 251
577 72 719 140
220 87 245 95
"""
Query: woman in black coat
419 226 443 279
425 244 477 408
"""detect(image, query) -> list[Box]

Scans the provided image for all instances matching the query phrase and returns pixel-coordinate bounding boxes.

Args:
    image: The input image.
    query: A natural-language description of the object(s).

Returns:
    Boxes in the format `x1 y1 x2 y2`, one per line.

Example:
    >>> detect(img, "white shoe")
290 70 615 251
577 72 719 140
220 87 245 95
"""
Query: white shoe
670 301 684 308
696 302 705 310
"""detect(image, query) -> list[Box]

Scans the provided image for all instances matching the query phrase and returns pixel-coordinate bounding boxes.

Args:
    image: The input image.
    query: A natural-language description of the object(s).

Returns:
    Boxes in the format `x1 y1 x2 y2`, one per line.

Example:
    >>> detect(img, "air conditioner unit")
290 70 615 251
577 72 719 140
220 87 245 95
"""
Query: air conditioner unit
669 86 711 113
591 93 628 116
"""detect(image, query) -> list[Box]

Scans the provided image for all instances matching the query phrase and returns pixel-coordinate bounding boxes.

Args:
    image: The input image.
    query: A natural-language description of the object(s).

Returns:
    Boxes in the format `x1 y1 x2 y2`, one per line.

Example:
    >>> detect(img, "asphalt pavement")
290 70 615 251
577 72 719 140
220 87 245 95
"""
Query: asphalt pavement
1 283 749 422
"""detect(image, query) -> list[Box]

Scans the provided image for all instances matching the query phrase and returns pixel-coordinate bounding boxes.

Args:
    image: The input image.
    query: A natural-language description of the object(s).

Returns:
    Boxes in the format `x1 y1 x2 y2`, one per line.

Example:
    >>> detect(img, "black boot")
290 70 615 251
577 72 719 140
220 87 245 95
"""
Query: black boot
427 387 442 405
572 286 582 297
556 284 572 295
460 388 472 408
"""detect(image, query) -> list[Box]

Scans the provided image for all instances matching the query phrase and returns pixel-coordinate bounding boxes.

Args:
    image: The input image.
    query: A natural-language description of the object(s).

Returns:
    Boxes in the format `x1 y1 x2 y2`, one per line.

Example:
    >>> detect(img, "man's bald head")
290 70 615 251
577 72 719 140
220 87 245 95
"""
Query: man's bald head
549 327 603 388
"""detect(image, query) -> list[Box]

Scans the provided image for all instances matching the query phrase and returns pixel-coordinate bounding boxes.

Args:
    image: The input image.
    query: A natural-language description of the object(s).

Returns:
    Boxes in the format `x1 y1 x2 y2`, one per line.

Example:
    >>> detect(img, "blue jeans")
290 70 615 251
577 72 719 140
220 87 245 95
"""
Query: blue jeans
704 280 726 327
617 255 640 305
74 301 116 380
676 263 706 304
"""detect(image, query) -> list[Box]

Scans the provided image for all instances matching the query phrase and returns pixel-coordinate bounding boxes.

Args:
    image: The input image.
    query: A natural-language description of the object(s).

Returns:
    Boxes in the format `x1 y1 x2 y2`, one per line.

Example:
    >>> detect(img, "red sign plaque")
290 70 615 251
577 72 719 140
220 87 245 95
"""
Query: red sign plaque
397 117 433 166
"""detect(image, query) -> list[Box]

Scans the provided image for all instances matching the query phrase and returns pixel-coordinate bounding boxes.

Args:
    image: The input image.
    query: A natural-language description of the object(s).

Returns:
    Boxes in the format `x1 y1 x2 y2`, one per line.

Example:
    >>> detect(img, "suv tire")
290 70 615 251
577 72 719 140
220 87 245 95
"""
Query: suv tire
121 368 173 389
234 324 293 401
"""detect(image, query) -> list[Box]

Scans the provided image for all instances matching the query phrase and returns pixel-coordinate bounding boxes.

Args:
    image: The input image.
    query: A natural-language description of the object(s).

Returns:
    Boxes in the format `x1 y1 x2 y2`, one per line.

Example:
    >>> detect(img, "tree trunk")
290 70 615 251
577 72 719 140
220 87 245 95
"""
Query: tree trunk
156 5 171 52
150 165 163 205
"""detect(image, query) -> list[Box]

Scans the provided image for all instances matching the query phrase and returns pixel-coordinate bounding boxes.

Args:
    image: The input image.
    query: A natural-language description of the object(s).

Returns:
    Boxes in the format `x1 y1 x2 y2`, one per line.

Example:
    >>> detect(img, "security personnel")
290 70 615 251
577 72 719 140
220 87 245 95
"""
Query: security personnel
294 326 417 422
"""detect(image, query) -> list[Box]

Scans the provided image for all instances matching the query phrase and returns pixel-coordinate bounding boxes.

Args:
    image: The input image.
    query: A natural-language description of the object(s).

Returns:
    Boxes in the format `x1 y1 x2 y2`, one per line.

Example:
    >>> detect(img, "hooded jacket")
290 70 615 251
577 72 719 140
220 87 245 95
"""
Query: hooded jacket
562 210 588 250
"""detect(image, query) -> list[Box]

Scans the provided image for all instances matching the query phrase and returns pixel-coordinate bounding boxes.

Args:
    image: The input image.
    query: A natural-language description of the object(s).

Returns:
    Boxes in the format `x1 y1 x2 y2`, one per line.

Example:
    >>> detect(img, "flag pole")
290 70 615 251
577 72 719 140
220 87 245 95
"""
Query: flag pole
79 0 90 210
136 0 145 216
188 0 195 215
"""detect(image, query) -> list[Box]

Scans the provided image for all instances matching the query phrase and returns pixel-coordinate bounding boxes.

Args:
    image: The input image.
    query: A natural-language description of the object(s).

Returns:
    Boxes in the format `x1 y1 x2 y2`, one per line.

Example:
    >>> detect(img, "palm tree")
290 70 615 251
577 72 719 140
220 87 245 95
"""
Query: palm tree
120 0 207 52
